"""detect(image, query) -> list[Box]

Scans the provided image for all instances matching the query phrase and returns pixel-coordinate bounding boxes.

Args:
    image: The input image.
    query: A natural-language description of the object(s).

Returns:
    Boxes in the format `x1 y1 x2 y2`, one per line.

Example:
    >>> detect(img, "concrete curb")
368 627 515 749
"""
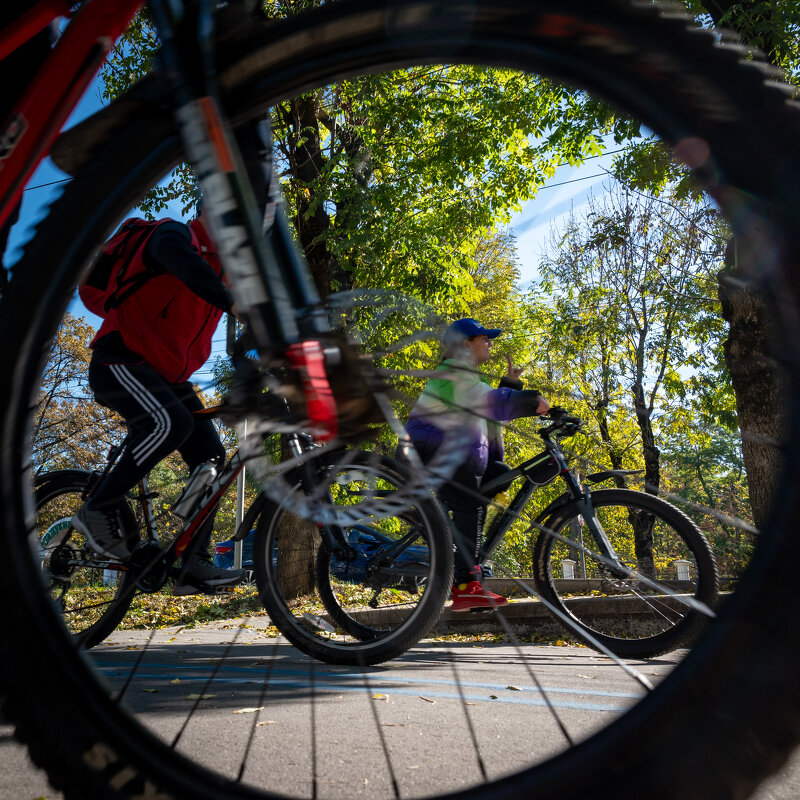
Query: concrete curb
341 589 714 639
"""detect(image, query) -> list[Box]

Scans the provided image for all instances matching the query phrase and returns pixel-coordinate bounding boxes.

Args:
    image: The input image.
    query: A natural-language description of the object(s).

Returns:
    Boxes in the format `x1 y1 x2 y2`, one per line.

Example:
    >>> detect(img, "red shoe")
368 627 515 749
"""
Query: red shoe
450 580 509 612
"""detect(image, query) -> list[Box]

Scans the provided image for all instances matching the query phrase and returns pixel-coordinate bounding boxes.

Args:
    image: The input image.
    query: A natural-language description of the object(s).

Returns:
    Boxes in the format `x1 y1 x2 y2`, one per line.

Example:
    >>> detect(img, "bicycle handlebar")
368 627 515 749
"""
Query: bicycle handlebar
539 406 584 439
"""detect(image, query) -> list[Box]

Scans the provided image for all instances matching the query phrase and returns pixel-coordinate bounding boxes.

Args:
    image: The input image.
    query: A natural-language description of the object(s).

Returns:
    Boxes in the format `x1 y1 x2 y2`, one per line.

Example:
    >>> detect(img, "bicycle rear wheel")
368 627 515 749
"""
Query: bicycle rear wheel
0 1 799 799
533 489 719 658
35 470 140 649
256 453 452 665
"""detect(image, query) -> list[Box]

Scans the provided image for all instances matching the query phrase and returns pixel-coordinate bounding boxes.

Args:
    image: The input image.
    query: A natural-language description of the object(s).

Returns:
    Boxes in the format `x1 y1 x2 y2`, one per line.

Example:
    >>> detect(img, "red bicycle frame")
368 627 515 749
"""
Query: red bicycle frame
0 0 341 443
0 0 142 230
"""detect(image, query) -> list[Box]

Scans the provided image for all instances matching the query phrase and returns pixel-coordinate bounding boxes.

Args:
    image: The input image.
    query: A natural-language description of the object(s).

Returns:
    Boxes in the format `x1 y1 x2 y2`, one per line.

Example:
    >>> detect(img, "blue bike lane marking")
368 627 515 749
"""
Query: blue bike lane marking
92 660 640 713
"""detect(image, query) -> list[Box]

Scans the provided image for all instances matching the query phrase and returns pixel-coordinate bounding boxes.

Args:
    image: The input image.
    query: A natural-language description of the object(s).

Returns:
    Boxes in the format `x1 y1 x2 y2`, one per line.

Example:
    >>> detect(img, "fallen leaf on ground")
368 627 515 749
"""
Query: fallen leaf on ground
489 695 498 699
142 688 159 694
419 696 436 704
372 694 389 701
186 693 215 700
256 720 278 726
234 707 265 714
170 679 180 685
506 685 521 691
577 674 597 680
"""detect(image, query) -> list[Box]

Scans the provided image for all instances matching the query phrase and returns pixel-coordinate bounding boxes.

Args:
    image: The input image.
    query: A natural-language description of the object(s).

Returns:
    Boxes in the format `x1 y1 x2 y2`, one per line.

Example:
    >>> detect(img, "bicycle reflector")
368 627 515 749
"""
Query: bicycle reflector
286 340 338 442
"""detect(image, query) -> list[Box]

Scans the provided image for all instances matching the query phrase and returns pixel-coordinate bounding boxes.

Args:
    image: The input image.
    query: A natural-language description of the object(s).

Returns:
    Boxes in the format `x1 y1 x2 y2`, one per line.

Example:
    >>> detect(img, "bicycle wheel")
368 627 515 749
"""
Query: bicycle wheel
532 489 719 658
34 470 140 649
0 1 799 799
256 453 452 665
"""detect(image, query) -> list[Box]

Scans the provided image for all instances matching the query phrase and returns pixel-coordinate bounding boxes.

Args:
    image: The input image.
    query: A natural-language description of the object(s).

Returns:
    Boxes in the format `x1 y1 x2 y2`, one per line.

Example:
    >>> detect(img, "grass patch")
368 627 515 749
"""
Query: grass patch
64 585 269 633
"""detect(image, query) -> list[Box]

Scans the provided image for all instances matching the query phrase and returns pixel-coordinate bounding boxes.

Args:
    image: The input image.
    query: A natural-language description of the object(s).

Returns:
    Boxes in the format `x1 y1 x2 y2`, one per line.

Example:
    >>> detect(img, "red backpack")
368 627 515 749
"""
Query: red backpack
79 218 164 317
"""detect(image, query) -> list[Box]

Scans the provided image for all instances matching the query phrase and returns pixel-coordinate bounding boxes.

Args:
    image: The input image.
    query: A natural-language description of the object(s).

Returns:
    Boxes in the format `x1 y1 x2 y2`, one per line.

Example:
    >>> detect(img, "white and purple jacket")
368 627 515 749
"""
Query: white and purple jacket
406 358 543 476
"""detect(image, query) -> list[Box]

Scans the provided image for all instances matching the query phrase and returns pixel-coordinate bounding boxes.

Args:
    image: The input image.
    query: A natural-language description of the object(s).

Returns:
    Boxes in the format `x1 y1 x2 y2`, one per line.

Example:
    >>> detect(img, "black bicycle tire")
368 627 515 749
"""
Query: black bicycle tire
315 547 379 640
532 488 719 658
34 470 140 650
314 454 440 641
255 452 453 665
0 1 797 798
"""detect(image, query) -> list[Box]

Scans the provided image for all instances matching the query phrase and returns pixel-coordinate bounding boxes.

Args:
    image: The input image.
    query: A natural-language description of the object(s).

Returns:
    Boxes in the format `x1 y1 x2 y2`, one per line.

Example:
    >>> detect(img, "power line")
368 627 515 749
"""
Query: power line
23 177 70 192
535 171 606 191
20 145 632 194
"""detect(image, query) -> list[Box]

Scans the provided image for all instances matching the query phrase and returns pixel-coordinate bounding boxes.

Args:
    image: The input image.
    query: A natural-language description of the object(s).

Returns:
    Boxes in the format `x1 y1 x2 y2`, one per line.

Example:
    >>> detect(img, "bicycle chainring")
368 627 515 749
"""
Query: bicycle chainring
128 541 169 593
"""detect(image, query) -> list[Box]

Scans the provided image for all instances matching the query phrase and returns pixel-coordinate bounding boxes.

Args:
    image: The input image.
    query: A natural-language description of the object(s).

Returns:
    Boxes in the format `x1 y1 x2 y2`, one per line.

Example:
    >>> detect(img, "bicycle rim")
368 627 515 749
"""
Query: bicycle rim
1 1 799 798
255 452 451 665
35 471 140 649
534 489 719 658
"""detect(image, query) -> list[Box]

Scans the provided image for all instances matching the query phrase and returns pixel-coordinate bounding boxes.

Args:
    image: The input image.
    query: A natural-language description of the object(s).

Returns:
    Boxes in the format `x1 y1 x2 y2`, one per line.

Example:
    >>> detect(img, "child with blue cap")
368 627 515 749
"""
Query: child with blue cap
405 318 550 611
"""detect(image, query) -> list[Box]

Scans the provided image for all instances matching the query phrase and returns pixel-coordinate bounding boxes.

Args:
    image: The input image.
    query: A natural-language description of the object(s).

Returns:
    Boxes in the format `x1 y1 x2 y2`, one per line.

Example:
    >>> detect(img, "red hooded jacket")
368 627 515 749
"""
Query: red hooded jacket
91 219 225 383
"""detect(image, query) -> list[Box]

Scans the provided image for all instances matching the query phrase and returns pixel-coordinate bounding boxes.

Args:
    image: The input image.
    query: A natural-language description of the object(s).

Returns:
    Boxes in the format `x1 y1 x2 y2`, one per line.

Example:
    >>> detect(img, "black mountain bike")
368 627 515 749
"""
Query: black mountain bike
2 2 800 800
35 420 452 662
473 408 718 659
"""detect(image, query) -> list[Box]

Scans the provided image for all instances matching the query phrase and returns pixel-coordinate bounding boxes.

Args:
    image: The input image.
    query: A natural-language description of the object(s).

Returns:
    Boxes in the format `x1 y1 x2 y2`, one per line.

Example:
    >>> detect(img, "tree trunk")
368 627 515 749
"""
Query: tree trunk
718 238 785 531
276 508 319 600
595 400 627 488
275 436 320 600
285 96 336 296
631 381 658 578
699 0 787 533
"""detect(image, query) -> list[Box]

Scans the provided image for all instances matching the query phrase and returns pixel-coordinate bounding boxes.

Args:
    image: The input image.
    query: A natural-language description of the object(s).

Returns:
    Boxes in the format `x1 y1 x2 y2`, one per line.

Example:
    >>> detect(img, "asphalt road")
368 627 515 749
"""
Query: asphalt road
1 622 799 800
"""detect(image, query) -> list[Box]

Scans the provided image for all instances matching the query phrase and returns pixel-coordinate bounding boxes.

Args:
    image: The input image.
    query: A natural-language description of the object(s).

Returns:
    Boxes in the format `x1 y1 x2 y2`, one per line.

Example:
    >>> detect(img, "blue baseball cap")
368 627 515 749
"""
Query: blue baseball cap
443 318 502 346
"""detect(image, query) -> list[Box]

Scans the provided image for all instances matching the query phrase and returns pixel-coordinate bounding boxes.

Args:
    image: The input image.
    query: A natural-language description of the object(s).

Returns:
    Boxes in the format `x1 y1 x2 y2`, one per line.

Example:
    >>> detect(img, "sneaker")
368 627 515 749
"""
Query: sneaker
71 502 130 561
173 557 246 596
450 580 509 613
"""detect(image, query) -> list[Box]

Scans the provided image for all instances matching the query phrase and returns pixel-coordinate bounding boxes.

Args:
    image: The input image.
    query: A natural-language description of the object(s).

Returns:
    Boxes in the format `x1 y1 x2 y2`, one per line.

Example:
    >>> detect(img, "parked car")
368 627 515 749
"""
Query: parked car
214 525 430 588
214 533 255 584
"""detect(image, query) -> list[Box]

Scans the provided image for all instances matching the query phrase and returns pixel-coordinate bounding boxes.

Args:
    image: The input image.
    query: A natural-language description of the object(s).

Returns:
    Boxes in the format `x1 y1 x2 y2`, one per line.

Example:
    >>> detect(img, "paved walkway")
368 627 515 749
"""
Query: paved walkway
1 622 797 799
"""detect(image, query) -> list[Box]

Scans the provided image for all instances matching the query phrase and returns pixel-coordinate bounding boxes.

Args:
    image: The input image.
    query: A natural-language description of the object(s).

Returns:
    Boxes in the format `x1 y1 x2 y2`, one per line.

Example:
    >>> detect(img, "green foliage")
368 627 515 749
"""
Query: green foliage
34 312 126 474
525 185 754 576
100 7 641 310
685 0 800 81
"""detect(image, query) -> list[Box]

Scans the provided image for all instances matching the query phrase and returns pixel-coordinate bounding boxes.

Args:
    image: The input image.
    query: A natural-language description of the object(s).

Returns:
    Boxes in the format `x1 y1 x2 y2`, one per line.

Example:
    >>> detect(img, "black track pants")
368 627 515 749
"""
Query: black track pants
89 354 226 562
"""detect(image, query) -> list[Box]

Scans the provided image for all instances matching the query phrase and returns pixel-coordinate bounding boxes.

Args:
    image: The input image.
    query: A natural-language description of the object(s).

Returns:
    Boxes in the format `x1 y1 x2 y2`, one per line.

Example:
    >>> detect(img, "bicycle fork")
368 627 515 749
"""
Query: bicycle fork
149 0 341 439
560 471 625 576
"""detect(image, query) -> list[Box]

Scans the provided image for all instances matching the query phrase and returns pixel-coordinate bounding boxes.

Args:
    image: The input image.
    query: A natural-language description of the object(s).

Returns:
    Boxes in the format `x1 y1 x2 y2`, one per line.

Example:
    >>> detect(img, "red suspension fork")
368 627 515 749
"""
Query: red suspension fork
287 341 338 442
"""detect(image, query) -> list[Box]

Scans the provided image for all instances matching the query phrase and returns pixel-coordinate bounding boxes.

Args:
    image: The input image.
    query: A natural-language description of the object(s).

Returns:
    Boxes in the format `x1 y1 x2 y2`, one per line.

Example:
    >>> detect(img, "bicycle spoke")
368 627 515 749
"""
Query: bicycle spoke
310 659 318 800
488 612 574 747
358 662 401 800
172 620 247 749
446 653 490 779
115 627 160 704
512 579 654 692
236 636 282 784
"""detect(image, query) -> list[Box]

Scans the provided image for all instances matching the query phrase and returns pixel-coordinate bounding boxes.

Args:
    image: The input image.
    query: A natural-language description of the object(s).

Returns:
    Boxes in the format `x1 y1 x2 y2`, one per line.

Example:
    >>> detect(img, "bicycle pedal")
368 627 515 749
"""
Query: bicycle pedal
466 607 495 614
212 585 236 595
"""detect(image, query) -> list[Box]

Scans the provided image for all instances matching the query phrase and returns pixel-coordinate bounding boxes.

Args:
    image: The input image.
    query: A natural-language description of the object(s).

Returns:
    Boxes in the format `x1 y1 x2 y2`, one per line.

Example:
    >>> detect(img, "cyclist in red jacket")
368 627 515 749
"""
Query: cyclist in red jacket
72 203 245 594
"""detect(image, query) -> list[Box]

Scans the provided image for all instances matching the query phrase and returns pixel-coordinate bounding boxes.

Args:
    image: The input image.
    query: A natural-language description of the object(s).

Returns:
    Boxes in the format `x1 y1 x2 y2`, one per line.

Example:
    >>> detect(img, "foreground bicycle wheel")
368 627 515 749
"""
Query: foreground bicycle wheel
532 489 719 659
35 470 140 649
1 1 799 799
256 453 452 665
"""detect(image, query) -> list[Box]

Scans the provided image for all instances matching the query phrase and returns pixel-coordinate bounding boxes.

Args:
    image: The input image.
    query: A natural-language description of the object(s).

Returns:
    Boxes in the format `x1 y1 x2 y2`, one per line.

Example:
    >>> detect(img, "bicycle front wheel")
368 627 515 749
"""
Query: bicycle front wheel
255 453 452 665
35 470 140 649
533 489 719 659
0 1 799 799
